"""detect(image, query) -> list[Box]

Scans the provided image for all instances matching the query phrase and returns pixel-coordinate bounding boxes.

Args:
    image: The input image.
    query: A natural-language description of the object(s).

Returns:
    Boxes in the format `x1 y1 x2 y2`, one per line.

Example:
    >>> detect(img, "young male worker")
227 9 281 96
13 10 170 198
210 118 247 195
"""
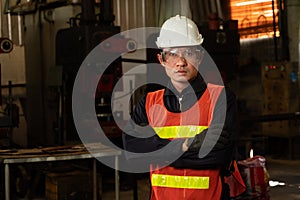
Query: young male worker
123 15 244 200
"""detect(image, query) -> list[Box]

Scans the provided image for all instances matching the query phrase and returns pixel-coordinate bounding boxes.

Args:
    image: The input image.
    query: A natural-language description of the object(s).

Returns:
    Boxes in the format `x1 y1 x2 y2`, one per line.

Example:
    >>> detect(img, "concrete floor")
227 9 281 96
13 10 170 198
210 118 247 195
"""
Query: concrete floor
267 157 300 200
101 157 300 200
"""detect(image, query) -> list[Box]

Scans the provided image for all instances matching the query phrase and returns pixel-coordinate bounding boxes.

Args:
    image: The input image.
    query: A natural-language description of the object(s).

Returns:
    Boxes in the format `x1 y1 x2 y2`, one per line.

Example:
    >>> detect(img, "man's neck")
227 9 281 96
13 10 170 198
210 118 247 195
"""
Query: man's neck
171 81 189 94
171 75 199 94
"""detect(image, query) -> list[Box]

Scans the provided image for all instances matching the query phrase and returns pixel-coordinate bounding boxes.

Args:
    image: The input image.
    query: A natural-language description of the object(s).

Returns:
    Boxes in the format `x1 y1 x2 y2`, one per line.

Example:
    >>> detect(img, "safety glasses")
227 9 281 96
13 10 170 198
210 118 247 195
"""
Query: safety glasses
161 48 202 65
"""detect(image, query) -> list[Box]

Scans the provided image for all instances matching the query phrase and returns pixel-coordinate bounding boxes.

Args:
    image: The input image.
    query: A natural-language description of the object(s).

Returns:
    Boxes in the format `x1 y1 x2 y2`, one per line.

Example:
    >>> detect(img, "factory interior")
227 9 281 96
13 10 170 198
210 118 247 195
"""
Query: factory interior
0 0 299 199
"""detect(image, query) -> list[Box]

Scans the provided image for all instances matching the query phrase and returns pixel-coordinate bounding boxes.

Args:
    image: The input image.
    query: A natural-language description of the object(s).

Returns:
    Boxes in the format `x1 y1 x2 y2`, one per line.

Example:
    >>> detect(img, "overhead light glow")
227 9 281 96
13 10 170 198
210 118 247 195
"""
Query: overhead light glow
237 0 273 6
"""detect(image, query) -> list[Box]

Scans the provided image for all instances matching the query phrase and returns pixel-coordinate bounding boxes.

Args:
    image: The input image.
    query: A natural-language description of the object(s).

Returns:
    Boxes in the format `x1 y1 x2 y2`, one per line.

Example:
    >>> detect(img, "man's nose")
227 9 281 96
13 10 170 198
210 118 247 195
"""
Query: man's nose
175 56 187 66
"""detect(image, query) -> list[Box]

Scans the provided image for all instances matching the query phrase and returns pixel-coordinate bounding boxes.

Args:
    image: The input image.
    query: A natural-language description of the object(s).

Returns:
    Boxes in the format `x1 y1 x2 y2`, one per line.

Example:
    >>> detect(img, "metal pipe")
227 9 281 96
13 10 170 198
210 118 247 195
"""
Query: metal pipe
141 0 146 26
7 12 12 40
125 0 129 30
18 15 22 46
216 0 223 19
180 0 191 17
133 0 137 27
115 0 121 26
210 0 217 14
5 164 10 200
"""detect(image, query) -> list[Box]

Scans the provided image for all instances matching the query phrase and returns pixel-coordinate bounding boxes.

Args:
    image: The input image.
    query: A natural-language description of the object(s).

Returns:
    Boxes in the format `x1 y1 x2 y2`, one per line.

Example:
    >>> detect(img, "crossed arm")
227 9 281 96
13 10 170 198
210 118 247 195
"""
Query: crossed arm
122 88 238 169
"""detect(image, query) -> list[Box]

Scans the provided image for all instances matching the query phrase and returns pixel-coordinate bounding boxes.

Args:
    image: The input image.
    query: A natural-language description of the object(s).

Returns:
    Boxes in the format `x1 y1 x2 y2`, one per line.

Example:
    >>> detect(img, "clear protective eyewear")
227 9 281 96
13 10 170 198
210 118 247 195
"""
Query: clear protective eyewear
161 48 201 65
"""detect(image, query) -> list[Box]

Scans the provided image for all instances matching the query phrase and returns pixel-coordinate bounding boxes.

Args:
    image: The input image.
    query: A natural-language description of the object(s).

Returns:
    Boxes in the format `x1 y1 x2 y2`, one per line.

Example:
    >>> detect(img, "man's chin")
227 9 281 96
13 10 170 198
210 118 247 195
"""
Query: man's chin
175 78 190 83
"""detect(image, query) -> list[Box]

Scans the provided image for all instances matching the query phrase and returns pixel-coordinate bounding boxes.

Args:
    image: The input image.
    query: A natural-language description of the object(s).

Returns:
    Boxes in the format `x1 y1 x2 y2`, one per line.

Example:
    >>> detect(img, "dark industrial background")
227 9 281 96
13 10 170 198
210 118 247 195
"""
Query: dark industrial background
0 0 299 199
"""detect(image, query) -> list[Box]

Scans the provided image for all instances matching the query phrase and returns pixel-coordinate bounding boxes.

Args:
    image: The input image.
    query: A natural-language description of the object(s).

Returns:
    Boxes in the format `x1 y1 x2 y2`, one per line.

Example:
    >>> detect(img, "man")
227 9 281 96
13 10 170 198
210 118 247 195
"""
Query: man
123 15 242 200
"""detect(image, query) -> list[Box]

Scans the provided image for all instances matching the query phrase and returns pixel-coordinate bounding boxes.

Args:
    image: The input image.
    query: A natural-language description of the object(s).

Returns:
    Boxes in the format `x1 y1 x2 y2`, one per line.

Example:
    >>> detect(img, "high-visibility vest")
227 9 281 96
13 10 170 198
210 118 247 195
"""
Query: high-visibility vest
146 83 224 200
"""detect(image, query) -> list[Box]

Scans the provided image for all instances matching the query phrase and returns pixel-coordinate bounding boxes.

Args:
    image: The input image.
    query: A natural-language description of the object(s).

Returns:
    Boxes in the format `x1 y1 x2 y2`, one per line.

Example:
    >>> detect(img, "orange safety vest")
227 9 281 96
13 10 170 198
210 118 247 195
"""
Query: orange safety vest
146 83 224 200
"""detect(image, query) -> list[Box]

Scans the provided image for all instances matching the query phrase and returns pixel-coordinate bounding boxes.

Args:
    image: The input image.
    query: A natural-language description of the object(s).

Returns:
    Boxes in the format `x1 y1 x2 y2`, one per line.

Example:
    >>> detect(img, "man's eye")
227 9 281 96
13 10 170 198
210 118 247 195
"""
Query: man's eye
185 52 194 57
167 52 177 57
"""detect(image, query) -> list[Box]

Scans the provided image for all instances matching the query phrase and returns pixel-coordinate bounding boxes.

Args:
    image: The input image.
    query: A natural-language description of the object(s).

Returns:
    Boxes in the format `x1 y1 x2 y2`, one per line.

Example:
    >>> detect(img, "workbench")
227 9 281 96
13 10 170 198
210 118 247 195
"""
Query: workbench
0 143 121 200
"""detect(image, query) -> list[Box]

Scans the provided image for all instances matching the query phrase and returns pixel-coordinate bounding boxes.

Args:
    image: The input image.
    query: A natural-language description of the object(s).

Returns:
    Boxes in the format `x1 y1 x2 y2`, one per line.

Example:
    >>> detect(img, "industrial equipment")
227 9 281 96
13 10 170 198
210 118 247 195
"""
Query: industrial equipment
200 18 240 84
56 0 131 143
0 38 13 54
0 38 18 129
261 61 300 158
261 61 299 137
0 81 19 128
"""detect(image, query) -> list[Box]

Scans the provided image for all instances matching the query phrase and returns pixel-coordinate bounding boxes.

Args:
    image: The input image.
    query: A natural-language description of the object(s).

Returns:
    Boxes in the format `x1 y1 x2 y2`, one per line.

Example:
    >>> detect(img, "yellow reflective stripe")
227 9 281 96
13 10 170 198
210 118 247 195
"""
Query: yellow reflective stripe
151 174 209 189
153 125 208 139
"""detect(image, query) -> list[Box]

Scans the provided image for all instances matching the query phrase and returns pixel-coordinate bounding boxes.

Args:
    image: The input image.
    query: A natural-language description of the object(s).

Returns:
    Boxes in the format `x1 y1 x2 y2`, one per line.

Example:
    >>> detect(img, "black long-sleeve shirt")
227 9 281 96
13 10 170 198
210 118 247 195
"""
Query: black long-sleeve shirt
122 74 238 171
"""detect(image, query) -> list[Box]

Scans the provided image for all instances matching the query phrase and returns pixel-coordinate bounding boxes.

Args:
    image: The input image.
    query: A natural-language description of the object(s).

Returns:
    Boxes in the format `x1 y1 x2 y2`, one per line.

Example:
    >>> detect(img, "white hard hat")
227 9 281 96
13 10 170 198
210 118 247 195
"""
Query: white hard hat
156 15 204 48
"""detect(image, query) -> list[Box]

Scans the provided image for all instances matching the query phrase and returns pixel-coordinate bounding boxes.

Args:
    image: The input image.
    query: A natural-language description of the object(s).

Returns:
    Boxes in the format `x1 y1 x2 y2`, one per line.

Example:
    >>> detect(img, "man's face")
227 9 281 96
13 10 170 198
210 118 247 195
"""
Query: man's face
157 47 203 84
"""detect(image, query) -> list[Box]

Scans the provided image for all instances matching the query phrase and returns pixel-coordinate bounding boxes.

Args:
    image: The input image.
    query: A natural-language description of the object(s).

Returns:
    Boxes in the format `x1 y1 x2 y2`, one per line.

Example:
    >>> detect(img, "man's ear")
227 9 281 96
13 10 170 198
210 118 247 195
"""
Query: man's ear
157 53 164 65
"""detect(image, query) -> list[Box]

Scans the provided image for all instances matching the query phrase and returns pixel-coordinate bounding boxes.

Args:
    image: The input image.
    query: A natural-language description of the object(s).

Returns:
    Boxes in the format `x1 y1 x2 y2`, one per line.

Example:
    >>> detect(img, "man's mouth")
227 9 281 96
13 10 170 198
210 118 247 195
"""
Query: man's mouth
175 70 187 74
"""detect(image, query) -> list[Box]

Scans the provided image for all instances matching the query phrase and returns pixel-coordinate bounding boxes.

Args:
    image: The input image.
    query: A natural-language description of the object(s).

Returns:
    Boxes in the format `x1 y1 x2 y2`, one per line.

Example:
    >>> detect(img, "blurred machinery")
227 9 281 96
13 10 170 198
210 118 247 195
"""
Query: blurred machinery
0 79 20 148
261 61 300 157
0 38 13 54
0 81 19 128
200 13 240 84
56 0 135 143
0 38 19 131
261 61 299 136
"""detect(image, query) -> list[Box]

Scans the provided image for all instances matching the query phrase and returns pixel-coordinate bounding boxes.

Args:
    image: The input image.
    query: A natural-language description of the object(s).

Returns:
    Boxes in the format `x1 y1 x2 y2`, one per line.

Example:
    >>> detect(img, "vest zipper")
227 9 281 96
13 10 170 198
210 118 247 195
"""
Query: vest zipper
177 95 183 111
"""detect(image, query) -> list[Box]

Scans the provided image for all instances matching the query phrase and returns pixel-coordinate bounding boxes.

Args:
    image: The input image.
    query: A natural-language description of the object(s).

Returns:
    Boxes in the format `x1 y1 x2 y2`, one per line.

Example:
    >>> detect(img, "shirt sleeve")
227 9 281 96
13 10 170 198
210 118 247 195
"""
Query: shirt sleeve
122 95 184 160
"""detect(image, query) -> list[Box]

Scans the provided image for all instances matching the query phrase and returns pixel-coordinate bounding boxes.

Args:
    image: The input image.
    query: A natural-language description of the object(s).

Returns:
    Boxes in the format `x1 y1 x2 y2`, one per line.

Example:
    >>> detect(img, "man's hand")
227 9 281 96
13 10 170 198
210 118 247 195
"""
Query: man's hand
182 124 231 152
184 129 208 152
182 139 189 152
